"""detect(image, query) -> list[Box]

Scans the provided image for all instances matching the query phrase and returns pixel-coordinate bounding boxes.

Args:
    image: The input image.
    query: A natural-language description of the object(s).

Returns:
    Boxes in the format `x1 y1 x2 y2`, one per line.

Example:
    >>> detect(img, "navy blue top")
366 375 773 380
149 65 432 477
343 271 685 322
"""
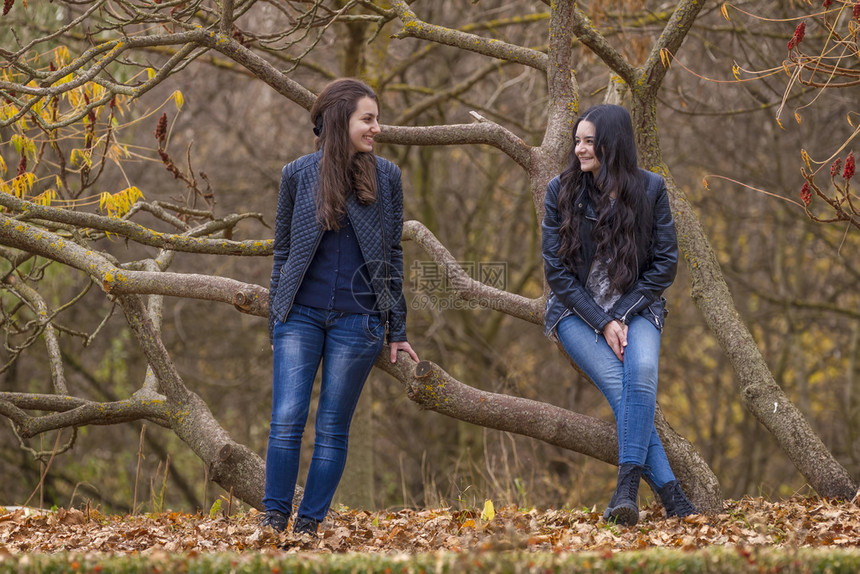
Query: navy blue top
294 217 377 313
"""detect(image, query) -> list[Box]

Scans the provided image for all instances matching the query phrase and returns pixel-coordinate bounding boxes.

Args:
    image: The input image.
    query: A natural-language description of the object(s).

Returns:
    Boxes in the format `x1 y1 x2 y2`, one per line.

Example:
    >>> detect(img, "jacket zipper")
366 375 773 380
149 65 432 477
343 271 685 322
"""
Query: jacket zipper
547 305 572 337
549 299 601 341
377 192 390 334
651 303 663 330
573 306 601 341
282 230 324 322
581 258 602 341
582 200 598 339
620 294 645 325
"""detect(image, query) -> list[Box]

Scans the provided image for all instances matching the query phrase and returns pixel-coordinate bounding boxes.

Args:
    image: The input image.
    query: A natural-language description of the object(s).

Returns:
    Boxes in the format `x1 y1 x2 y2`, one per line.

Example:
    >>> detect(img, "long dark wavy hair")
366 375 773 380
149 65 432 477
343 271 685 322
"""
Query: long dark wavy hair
556 104 653 293
310 78 378 230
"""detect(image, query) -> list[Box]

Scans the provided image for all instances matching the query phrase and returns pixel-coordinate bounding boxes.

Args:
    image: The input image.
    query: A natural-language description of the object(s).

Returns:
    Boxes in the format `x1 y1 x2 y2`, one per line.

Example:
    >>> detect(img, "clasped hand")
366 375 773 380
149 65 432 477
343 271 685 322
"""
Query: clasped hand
603 319 628 362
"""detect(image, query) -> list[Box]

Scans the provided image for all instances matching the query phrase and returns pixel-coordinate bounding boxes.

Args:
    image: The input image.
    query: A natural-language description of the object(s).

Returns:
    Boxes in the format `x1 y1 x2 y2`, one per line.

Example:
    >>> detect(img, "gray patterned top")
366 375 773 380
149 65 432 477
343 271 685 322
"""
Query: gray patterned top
586 254 621 313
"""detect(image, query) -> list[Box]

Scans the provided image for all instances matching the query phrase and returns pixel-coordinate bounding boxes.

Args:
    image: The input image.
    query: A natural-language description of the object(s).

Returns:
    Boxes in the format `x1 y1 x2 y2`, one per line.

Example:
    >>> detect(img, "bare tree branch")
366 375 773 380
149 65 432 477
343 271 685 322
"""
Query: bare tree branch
568 6 636 83
378 123 532 171
0 193 270 256
0 212 269 315
402 220 542 324
0 393 171 439
1 276 67 394
640 0 709 97
116 294 190 404
390 0 548 71
393 61 513 126
220 0 235 35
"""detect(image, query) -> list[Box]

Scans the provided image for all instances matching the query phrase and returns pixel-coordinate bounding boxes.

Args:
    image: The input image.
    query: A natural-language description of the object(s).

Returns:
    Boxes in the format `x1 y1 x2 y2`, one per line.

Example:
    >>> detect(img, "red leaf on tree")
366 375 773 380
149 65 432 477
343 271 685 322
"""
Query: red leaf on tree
154 112 168 145
830 158 842 177
788 21 806 50
843 152 855 181
801 182 812 205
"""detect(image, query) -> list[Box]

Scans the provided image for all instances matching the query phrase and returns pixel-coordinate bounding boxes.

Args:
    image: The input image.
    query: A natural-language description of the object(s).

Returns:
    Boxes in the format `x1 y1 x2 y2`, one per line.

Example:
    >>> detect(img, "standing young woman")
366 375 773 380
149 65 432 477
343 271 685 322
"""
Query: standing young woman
263 78 419 535
542 104 696 526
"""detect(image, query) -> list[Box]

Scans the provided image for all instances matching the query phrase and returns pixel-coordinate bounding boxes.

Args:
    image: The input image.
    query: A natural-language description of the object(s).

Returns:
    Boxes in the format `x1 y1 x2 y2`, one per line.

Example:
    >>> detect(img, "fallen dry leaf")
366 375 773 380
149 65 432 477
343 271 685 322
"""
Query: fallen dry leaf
1 497 859 555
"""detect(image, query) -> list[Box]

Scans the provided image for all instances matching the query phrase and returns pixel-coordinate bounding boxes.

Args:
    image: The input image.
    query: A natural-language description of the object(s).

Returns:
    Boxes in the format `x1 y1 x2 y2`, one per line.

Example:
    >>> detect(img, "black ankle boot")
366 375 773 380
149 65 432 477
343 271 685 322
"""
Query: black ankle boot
293 515 320 536
657 480 697 518
602 463 644 526
260 509 289 532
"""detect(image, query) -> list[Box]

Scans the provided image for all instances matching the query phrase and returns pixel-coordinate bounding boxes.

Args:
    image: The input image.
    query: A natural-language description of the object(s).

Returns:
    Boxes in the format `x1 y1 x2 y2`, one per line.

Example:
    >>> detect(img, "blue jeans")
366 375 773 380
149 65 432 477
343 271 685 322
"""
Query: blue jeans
556 314 676 488
263 304 384 521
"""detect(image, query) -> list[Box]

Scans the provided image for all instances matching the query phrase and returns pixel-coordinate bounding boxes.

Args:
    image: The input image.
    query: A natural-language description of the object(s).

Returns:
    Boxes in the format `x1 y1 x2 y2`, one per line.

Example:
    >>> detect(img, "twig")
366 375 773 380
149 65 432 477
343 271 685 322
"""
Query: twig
133 424 147 515
22 429 63 508
203 462 209 513
39 435 44 510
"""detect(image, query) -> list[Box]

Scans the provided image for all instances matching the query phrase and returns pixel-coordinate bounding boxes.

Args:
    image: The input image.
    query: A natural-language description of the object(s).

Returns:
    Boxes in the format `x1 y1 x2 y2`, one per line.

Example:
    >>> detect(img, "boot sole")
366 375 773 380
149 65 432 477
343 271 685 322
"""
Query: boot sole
606 504 639 526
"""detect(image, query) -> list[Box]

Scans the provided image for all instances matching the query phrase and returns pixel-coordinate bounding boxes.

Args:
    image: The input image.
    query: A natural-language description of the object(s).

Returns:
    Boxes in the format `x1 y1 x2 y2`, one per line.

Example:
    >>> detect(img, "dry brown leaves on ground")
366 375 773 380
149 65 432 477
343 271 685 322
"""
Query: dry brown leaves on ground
0 497 857 555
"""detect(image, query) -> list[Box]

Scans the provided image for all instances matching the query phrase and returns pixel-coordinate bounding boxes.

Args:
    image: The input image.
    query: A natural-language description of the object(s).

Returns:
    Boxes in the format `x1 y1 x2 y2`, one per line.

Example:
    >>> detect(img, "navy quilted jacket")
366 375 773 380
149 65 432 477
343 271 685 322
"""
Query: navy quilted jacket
268 150 408 343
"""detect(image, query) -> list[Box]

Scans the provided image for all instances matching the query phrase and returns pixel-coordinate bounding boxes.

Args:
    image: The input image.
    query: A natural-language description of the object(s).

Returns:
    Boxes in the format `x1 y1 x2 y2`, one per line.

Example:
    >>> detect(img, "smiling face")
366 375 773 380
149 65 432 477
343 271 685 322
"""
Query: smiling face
348 97 380 154
575 120 600 173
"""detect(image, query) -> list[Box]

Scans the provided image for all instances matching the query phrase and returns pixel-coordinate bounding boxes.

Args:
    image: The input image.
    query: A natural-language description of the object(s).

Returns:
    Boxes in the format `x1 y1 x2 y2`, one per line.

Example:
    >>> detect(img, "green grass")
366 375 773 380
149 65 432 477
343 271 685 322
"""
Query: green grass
2 547 860 573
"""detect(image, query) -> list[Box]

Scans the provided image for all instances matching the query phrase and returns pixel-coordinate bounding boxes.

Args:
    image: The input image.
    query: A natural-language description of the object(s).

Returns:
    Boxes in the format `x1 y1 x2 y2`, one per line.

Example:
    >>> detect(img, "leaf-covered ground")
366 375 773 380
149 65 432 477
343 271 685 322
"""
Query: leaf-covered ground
1 497 859 555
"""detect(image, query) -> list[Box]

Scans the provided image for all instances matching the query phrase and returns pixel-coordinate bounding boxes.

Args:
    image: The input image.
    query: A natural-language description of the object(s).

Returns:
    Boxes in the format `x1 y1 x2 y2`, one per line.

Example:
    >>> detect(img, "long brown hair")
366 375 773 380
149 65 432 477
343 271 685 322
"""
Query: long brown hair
557 104 652 293
310 78 378 230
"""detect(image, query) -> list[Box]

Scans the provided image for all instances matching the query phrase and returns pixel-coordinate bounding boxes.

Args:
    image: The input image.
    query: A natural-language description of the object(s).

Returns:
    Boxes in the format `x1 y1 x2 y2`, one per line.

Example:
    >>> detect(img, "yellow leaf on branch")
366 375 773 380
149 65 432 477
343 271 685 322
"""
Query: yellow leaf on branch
34 189 57 207
11 173 36 198
55 46 71 67
100 186 144 218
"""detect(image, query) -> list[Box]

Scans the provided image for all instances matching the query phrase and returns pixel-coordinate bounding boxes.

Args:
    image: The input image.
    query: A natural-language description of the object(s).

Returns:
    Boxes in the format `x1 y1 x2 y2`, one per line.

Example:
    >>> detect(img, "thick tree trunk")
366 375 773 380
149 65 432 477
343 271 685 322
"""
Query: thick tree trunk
668 192 857 498
638 153 856 499
175 393 266 510
628 37 857 498
117 293 269 508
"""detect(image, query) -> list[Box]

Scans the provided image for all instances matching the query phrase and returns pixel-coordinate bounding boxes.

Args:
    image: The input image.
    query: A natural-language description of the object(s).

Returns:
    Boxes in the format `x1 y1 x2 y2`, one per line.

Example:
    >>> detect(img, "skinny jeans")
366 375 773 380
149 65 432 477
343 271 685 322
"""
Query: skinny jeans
556 314 676 488
263 304 384 522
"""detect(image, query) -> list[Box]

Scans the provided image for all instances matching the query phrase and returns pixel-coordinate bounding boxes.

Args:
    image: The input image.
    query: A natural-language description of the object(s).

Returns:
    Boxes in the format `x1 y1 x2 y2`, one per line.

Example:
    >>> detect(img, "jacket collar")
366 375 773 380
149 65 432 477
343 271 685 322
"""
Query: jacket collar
574 187 599 221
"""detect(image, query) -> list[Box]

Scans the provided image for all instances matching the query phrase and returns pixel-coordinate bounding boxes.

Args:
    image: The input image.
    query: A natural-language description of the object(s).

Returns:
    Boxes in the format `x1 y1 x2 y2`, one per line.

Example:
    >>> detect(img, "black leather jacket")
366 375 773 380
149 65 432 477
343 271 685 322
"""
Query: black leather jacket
542 169 678 338
268 150 407 343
